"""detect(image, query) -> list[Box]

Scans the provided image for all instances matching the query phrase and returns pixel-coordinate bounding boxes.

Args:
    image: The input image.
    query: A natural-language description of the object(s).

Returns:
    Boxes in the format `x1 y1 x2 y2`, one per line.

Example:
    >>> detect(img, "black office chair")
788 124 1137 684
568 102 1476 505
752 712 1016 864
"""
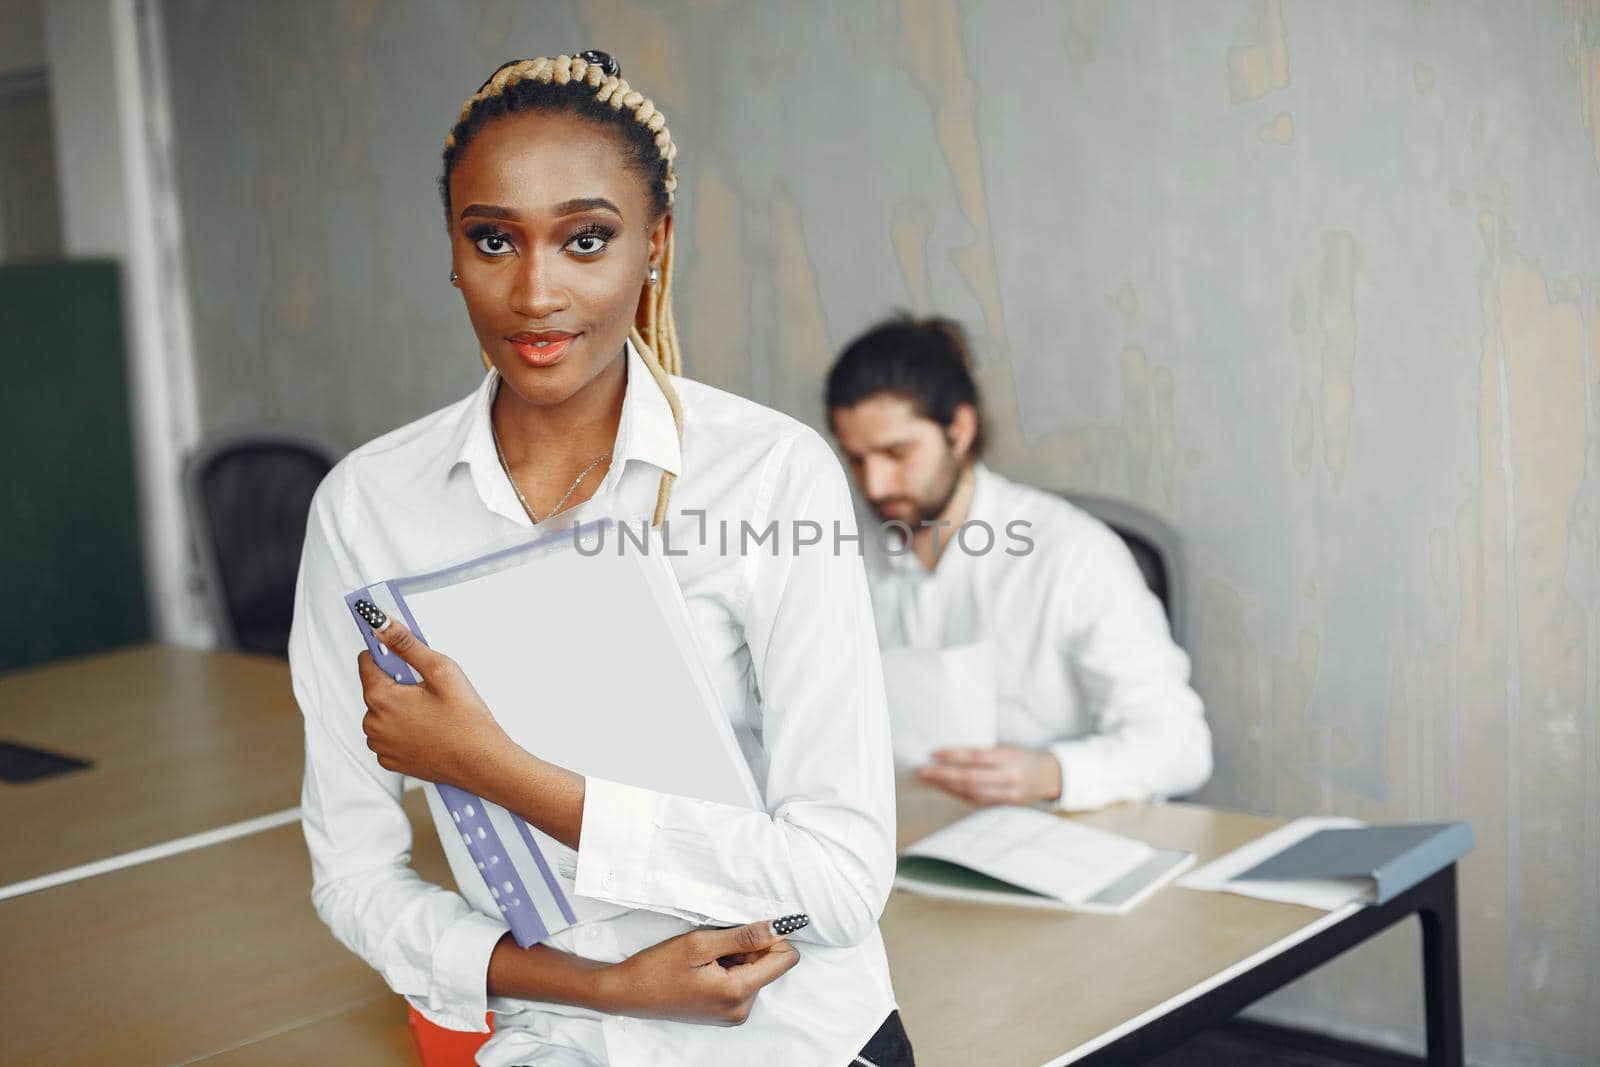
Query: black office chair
183 430 341 657
1058 492 1185 648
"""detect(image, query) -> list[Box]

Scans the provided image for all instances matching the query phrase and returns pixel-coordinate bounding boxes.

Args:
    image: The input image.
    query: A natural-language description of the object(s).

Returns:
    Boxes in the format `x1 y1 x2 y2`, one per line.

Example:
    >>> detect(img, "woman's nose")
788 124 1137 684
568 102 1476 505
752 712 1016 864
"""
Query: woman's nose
508 248 569 319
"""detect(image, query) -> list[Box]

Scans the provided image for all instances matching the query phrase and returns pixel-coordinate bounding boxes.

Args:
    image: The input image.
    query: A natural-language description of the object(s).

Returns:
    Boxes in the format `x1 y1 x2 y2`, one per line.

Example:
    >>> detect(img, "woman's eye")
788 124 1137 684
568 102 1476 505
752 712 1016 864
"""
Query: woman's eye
473 233 514 256
567 232 609 255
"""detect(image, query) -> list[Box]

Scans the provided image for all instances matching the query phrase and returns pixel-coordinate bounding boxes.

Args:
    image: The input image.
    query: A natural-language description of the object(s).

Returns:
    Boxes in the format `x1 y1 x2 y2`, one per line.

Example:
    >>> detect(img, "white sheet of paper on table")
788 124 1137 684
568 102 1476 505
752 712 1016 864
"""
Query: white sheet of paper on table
880 642 998 772
1177 815 1370 910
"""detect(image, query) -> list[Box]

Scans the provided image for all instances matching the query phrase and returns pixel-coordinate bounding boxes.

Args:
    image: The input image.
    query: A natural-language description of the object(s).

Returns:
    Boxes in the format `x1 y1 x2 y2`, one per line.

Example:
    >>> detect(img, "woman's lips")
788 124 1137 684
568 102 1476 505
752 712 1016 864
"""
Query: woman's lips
508 331 575 368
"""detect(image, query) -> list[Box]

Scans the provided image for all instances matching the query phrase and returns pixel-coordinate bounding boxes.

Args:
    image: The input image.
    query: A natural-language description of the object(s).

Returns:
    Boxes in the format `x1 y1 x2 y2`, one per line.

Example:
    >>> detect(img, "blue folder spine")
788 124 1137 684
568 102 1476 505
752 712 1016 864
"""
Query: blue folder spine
345 586 552 948
1372 821 1475 905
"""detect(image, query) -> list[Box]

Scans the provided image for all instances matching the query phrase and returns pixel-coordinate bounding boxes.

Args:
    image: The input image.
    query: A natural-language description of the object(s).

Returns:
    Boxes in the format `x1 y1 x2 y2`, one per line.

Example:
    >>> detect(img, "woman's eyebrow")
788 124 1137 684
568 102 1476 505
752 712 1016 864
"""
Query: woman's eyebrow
458 199 623 222
551 197 622 218
459 203 516 221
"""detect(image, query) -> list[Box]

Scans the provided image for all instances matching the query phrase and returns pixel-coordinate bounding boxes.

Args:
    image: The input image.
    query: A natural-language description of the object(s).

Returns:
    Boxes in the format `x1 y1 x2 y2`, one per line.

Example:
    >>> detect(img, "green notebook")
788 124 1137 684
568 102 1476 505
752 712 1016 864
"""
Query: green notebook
894 806 1194 916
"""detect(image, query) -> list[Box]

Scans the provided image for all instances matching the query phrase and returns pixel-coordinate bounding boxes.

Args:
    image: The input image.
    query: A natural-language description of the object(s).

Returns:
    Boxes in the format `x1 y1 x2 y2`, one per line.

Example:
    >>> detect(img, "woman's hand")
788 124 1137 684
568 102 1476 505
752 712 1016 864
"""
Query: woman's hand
356 614 513 789
597 918 804 1026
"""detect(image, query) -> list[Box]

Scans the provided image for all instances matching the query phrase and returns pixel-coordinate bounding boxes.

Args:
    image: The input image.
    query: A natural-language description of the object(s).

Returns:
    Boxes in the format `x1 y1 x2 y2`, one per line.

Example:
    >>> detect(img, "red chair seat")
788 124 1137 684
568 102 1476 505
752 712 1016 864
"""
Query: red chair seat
407 1003 494 1067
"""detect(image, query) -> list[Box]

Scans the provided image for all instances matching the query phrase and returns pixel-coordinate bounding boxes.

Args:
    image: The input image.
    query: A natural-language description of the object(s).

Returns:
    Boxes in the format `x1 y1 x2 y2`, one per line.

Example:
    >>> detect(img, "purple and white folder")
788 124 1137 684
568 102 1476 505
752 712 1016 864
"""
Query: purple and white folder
346 519 762 948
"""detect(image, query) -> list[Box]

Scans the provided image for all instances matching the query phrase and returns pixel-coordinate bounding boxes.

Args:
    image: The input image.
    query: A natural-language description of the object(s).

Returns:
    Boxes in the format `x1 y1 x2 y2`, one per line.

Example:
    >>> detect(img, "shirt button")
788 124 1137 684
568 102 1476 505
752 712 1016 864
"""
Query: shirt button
603 872 616 889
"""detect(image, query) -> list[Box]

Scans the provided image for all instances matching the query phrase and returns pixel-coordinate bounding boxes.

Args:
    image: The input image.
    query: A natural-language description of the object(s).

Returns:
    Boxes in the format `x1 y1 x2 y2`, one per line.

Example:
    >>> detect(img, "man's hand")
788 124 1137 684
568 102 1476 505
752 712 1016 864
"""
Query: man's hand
917 745 1063 806
356 615 513 790
599 918 803 1026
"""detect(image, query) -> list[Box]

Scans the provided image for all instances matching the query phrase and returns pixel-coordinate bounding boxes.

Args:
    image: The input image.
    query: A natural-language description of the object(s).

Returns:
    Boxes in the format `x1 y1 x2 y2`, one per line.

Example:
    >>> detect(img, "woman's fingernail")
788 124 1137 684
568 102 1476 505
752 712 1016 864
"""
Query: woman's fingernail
354 599 391 631
772 914 809 936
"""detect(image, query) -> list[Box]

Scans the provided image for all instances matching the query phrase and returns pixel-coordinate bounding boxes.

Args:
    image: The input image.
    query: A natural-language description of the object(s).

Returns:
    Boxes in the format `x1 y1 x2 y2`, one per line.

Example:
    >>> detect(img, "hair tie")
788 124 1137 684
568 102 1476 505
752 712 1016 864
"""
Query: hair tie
578 50 621 78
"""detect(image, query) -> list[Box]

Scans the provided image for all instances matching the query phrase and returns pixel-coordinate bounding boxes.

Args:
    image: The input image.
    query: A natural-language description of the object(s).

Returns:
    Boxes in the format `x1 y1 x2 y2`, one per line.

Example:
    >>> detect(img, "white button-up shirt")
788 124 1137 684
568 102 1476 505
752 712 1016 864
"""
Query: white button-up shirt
862 463 1211 811
290 343 898 1066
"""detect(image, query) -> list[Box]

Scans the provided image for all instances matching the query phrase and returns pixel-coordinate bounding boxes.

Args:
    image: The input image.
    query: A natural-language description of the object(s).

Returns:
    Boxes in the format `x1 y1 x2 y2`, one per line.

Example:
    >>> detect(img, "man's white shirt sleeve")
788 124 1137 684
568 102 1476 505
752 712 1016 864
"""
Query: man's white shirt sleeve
1047 521 1212 811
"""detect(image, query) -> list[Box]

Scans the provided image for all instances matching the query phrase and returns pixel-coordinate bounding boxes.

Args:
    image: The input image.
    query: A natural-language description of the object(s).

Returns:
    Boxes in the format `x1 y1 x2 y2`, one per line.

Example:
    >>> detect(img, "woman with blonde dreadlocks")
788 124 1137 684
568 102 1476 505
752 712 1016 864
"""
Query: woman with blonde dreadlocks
288 53 912 1066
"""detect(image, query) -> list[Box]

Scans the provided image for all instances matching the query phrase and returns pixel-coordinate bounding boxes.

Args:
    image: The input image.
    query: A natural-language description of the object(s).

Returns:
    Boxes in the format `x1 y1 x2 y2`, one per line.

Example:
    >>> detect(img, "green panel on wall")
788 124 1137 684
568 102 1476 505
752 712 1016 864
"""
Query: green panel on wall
0 261 148 673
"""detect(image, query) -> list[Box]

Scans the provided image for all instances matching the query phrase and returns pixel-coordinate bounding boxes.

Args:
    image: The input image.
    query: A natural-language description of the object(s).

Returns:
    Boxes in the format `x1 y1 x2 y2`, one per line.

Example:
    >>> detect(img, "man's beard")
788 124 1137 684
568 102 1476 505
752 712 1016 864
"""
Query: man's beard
871 450 966 527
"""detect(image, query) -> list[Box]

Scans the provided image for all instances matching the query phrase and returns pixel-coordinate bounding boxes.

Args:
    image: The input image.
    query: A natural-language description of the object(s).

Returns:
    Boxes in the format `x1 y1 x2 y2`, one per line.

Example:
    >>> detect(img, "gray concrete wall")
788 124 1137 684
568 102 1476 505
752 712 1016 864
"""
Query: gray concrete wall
45 0 130 260
0 0 45 78
0 0 51 262
160 2 1600 1062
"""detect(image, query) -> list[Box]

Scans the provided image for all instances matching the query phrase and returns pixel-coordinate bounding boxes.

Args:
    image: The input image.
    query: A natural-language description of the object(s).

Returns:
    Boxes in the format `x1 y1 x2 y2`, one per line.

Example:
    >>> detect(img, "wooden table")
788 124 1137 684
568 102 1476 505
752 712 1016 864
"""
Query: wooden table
0 786 446 1065
2 646 1462 1066
0 645 304 887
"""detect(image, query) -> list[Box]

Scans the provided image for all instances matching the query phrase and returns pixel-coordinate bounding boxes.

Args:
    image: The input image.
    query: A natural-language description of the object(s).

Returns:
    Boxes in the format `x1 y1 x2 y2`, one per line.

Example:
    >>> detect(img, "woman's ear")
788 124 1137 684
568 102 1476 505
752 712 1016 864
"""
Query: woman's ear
949 403 979 461
647 213 673 278
636 213 673 332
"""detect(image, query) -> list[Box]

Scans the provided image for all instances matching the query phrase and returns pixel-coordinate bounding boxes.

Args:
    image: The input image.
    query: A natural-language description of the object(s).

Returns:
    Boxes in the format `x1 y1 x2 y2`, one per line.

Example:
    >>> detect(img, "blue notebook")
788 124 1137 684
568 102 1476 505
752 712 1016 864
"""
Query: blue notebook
1233 822 1473 906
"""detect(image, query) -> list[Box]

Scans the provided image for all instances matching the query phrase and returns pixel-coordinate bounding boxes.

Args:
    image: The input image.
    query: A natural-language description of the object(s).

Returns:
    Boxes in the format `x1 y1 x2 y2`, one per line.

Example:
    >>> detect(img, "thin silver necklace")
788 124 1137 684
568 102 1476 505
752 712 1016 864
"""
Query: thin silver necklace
491 420 611 525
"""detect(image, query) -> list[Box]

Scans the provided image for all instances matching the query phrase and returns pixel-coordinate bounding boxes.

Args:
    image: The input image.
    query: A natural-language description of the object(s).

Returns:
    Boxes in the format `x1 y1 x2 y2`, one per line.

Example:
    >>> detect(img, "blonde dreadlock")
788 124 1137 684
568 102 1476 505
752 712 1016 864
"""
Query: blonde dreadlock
443 53 683 525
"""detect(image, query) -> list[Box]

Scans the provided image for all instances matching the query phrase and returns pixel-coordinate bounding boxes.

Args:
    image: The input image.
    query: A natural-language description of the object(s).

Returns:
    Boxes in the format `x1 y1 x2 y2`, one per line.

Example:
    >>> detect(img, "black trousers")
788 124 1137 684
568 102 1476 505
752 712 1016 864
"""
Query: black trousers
848 1010 916 1066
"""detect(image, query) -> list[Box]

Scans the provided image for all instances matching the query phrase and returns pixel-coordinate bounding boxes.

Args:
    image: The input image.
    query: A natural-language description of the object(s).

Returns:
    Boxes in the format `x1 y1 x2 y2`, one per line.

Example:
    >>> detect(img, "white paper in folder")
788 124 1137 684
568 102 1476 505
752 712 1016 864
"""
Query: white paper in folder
355 519 761 948
397 520 761 808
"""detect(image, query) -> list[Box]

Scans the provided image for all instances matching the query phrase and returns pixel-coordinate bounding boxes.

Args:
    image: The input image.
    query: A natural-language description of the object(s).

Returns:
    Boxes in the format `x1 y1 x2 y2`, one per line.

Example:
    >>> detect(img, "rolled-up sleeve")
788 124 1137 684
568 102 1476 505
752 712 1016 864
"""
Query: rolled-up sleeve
574 431 898 947
290 473 506 1032
1048 523 1212 811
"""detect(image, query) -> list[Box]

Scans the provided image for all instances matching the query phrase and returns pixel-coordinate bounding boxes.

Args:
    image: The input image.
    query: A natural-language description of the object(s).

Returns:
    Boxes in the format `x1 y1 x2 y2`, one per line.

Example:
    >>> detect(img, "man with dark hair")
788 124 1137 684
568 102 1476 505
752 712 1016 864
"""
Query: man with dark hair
826 315 1211 811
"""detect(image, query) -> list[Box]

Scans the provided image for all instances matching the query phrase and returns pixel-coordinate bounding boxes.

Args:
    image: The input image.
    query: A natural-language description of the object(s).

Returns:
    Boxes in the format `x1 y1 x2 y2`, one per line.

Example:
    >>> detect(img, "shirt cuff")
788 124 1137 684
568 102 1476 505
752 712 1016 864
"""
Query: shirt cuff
575 776 795 926
574 776 657 906
405 909 508 1033
1049 740 1111 812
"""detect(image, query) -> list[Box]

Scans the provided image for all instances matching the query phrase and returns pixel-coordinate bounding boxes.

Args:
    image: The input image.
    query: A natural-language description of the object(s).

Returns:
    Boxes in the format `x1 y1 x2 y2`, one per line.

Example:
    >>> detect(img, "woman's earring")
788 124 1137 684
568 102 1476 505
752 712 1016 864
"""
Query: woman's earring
647 266 660 286
450 270 459 284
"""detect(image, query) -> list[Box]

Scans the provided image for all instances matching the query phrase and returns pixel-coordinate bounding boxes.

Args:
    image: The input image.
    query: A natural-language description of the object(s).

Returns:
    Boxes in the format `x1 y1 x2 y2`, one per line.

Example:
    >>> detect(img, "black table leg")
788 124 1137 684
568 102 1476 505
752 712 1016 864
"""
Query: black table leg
1074 866 1467 1066
1419 865 1464 1067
